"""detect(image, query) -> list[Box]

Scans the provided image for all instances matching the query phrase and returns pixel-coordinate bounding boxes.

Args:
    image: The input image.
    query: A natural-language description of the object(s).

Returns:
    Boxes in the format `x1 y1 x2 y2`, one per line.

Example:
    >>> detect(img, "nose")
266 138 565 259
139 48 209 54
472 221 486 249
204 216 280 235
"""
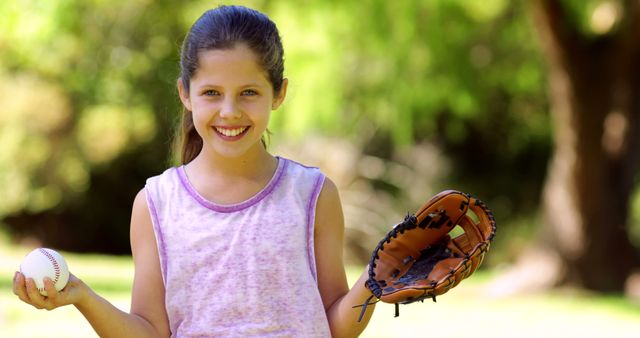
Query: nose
220 96 241 119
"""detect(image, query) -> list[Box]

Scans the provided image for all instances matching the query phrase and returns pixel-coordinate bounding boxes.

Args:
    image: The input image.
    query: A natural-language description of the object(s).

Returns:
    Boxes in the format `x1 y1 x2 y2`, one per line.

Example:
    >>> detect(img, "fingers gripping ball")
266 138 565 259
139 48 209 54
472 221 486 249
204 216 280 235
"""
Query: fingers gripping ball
357 190 496 321
20 248 70 296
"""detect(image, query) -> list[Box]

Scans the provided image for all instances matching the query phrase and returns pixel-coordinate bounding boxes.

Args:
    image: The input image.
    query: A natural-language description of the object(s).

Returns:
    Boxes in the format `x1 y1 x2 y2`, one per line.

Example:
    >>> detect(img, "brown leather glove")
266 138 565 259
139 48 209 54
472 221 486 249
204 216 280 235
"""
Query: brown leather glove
356 190 496 321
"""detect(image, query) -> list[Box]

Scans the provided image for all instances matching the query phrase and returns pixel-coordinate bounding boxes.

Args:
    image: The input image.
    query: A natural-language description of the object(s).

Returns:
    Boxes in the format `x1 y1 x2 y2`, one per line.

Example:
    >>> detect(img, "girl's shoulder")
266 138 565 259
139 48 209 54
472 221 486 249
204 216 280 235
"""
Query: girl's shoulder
278 156 321 174
146 166 180 184
144 166 184 202
277 156 325 183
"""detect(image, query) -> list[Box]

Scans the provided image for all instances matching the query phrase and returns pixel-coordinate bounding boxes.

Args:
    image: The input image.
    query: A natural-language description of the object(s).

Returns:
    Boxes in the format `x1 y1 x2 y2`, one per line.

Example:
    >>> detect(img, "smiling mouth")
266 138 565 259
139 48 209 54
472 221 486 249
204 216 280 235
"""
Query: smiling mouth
214 126 249 138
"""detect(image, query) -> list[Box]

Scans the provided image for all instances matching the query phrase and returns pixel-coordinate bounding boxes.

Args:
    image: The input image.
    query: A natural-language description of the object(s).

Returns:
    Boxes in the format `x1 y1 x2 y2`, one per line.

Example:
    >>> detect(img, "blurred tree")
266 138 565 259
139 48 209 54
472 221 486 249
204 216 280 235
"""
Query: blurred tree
1 0 553 255
527 0 640 292
265 0 557 266
15 0 637 288
272 0 550 214
0 0 185 253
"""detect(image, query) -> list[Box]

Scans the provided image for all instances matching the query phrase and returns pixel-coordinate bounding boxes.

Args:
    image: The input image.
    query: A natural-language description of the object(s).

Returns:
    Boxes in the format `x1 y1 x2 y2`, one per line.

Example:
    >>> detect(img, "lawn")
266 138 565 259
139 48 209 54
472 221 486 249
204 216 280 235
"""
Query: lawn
1 243 639 338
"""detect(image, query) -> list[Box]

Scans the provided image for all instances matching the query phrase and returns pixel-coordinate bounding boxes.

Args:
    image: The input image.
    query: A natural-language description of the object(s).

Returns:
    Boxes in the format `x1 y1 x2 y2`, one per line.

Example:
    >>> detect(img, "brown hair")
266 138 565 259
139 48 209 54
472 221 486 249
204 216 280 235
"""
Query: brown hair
174 5 285 164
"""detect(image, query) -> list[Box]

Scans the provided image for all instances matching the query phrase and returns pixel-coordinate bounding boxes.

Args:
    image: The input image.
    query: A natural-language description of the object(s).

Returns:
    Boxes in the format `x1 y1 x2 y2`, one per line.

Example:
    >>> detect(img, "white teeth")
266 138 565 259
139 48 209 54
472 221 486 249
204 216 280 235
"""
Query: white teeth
215 127 247 137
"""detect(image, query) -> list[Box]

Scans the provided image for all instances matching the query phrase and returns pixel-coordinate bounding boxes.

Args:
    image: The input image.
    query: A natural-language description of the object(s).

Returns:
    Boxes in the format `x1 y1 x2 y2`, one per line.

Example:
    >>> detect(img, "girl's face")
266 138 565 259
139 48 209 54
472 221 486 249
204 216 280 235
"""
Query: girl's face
179 43 286 160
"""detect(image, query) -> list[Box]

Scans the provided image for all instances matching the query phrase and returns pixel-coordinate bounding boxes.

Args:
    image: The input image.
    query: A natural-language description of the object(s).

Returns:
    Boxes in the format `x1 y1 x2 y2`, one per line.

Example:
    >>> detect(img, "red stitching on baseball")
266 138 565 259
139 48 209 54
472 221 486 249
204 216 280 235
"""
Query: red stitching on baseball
39 248 61 286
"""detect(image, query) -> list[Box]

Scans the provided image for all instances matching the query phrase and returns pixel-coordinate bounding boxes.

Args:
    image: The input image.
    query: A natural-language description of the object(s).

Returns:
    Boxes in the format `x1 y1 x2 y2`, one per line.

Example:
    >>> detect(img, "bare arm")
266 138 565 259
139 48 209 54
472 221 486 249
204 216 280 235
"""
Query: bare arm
13 189 170 338
314 178 375 338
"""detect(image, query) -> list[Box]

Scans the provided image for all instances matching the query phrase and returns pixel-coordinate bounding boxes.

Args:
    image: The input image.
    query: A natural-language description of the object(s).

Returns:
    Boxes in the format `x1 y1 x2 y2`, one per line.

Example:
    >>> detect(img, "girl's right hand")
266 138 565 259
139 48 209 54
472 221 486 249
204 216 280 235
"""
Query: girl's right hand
12 271 88 311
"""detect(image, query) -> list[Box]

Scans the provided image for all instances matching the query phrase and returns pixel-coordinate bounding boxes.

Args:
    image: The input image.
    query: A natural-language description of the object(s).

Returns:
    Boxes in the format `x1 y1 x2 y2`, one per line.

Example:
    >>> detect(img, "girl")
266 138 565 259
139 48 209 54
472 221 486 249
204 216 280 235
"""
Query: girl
13 5 376 337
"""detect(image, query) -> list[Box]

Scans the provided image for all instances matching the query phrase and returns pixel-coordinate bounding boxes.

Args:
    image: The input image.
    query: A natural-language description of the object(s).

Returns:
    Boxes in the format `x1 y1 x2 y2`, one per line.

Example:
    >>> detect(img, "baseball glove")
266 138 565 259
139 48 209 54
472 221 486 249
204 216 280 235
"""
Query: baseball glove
356 190 496 321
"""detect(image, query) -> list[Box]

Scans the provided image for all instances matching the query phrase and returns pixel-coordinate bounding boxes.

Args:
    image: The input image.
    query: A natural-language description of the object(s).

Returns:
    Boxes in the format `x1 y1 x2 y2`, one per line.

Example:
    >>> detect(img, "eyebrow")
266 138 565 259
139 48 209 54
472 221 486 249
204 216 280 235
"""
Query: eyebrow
196 82 266 89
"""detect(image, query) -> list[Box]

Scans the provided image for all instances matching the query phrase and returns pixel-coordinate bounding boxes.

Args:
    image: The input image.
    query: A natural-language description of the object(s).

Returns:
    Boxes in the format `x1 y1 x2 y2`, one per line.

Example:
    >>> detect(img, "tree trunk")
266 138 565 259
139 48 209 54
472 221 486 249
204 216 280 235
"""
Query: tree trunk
532 0 640 292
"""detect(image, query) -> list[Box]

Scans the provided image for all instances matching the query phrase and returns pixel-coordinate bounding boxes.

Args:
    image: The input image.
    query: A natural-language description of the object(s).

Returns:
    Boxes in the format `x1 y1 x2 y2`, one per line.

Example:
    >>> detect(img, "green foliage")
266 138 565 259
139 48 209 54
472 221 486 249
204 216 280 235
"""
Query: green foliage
270 1 548 147
297 0 551 213
269 1 552 214
562 0 624 36
0 0 557 251
0 0 186 251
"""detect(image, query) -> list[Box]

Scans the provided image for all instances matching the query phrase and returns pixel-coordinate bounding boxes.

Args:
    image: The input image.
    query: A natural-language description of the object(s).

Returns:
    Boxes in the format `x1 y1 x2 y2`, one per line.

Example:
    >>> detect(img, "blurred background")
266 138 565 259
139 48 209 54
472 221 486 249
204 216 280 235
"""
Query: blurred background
1 0 639 336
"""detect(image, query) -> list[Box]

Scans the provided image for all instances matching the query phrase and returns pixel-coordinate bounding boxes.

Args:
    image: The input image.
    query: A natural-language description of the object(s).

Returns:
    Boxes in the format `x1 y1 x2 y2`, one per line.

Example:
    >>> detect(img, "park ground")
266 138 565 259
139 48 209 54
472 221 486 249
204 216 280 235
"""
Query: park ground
1 235 639 338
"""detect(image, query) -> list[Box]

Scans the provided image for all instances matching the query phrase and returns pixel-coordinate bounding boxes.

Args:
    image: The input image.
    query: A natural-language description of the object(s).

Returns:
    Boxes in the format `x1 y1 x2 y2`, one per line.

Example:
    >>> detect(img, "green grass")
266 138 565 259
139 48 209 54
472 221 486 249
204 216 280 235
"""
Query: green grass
2 244 640 337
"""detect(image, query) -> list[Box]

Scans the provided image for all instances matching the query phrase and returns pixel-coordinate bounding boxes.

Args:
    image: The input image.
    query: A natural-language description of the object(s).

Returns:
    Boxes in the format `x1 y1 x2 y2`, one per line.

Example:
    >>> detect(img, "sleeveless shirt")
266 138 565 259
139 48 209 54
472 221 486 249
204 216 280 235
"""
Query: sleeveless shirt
144 157 332 337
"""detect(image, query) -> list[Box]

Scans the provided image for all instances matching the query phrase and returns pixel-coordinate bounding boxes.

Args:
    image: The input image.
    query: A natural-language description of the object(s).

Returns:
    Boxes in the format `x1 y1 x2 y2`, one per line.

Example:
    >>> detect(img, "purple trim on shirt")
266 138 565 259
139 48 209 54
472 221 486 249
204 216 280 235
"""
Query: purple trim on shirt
145 186 168 284
306 174 325 283
176 157 287 213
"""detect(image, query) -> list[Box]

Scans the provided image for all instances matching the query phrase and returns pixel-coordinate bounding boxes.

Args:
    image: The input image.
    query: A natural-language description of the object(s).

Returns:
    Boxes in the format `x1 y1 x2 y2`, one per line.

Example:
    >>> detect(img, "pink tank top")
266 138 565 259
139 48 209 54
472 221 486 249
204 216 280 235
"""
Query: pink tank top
145 157 331 337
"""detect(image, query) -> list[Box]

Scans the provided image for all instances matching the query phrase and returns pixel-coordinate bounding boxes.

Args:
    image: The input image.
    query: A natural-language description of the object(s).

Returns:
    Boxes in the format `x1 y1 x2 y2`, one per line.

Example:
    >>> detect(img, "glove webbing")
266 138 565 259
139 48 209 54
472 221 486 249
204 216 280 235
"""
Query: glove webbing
366 213 423 299
355 212 445 322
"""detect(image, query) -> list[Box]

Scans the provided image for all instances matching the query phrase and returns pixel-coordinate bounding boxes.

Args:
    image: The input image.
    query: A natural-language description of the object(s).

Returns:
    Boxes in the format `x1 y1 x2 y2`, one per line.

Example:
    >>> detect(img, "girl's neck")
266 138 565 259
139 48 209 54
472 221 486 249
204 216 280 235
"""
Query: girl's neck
188 146 277 180
183 147 279 205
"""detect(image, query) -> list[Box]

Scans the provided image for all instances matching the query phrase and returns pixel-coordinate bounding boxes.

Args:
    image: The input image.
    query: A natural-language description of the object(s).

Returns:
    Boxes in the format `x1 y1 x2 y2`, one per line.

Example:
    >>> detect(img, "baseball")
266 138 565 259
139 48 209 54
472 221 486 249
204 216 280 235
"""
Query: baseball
20 248 70 296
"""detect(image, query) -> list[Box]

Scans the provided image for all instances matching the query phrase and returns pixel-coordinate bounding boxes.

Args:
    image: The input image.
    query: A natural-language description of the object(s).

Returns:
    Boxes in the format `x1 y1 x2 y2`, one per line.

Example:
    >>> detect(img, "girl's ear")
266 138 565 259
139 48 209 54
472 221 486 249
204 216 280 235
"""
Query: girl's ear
177 78 193 111
272 78 288 110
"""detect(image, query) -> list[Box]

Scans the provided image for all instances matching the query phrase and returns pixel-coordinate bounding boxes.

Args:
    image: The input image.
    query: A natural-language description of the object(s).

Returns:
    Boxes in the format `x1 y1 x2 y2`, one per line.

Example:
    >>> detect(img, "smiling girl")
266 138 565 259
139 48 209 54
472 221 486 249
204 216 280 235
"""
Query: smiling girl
13 5 375 338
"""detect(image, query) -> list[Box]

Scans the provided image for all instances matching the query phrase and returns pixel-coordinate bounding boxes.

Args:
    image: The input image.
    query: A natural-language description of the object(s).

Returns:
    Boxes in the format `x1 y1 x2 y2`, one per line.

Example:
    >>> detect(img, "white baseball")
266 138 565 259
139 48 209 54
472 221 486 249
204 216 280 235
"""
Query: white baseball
20 248 70 296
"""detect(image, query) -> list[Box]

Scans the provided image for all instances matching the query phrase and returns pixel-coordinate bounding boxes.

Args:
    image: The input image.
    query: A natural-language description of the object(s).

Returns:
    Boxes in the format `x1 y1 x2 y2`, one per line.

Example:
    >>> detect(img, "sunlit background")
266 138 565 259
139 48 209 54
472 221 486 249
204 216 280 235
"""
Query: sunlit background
1 0 640 337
